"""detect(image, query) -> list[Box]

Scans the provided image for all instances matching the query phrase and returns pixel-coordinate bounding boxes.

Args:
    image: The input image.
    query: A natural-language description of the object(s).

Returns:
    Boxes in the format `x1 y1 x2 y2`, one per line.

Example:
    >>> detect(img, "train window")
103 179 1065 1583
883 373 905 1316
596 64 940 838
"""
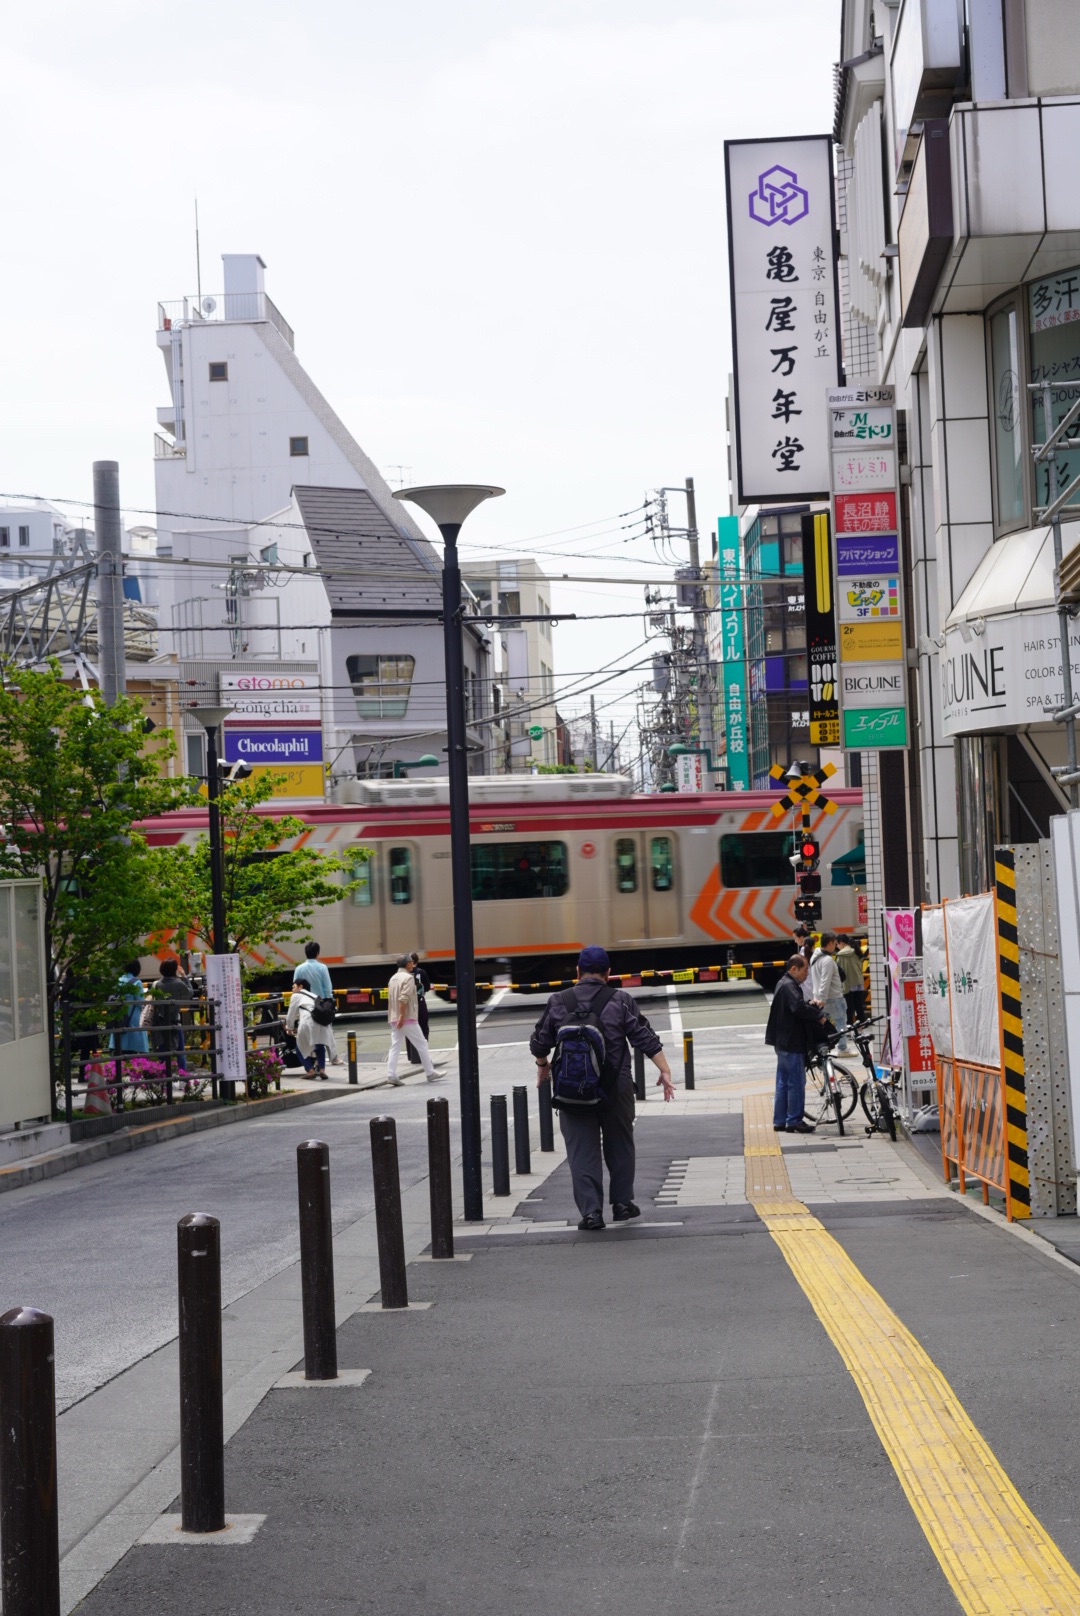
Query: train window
471 842 569 901
719 831 795 887
389 847 412 905
615 838 637 893
650 837 674 892
350 859 373 907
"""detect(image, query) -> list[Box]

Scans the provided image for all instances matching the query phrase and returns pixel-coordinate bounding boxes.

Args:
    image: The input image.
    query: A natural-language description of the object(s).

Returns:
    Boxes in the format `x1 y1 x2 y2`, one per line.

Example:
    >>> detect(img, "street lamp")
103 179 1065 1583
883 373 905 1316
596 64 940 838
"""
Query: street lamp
392 752 439 779
189 705 232 958
393 483 504 1223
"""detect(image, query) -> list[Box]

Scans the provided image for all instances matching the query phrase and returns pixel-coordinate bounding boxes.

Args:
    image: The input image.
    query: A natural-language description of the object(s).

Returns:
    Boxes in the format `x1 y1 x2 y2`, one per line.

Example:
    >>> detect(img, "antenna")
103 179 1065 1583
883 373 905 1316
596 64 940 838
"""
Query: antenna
195 197 202 307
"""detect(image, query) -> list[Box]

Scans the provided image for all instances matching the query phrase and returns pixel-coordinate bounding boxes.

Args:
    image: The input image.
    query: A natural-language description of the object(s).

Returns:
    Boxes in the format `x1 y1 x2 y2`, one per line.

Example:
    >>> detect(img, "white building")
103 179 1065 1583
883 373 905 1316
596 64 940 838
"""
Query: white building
836 0 1080 900
462 558 558 768
153 253 493 792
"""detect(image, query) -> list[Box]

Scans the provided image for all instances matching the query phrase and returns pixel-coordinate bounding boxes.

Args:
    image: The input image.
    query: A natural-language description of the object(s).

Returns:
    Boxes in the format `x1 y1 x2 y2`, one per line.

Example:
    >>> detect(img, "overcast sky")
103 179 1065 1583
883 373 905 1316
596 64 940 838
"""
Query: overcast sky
3 0 838 764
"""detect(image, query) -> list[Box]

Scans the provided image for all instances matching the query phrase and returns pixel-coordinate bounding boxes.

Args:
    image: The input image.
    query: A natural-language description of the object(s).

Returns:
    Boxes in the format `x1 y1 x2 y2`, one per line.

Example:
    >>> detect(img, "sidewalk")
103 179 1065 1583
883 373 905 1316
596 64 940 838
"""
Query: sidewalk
69 1074 1080 1616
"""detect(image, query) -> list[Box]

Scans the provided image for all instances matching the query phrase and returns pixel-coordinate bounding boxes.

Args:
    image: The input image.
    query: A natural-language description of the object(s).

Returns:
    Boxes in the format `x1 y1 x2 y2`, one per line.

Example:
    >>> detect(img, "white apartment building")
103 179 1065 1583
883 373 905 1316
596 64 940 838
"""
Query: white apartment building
462 558 558 768
835 0 1080 900
153 253 493 792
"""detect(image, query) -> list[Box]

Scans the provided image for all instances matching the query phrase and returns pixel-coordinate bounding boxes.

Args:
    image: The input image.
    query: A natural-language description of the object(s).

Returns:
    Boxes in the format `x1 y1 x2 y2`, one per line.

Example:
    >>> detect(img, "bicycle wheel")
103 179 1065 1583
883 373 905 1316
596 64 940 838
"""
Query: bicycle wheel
803 1061 834 1127
826 1060 860 1120
859 1079 898 1140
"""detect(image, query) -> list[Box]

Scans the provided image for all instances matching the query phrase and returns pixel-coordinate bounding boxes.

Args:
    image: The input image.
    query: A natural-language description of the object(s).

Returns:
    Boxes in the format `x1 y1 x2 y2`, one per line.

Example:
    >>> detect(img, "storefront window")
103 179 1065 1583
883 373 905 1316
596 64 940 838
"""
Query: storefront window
1029 270 1080 516
990 303 1025 530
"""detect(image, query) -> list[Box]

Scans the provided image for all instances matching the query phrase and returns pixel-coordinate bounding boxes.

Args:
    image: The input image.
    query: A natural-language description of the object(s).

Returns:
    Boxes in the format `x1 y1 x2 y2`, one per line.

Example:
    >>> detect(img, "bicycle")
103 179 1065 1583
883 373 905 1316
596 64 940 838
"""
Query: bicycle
841 1016 901 1141
803 1036 860 1135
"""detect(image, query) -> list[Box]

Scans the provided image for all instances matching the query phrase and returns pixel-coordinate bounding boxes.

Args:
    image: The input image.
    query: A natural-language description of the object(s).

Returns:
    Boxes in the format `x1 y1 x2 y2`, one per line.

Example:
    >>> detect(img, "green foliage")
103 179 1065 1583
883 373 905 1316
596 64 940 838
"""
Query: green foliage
0 661 194 1000
535 763 579 774
153 773 366 974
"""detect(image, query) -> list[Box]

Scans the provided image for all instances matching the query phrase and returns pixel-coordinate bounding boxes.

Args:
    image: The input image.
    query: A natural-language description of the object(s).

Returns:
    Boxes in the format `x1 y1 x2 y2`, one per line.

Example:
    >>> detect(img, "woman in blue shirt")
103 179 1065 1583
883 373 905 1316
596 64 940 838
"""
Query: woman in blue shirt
114 961 149 1054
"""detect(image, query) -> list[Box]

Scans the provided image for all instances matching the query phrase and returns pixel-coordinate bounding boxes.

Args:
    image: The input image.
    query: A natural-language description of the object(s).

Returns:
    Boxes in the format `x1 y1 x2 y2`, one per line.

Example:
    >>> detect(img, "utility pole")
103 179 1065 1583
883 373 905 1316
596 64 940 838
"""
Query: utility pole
685 476 717 777
589 694 598 770
93 461 126 707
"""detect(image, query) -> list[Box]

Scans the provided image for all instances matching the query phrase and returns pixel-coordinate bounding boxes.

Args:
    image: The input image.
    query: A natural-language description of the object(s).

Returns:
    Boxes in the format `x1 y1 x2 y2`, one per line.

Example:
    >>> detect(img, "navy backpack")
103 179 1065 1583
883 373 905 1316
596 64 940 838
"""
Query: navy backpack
550 984 617 1107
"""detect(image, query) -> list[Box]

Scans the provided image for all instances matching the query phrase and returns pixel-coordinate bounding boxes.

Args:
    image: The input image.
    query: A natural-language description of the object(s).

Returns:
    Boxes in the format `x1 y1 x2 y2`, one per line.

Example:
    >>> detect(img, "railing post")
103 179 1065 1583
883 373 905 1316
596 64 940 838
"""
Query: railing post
206 1001 219 1102
513 1085 531 1175
427 1097 454 1259
683 1031 695 1091
177 1213 225 1532
348 1031 358 1086
633 1047 646 1102
370 1117 408 1308
0 1307 60 1616
491 1095 510 1196
296 1141 337 1379
538 1077 555 1152
61 1002 72 1126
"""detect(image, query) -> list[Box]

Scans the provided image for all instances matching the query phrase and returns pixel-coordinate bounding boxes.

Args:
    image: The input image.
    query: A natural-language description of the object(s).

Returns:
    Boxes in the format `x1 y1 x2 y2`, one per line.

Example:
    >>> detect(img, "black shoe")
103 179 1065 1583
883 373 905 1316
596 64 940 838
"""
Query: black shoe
788 1121 816 1134
577 1212 606 1231
611 1202 640 1222
773 1125 788 1133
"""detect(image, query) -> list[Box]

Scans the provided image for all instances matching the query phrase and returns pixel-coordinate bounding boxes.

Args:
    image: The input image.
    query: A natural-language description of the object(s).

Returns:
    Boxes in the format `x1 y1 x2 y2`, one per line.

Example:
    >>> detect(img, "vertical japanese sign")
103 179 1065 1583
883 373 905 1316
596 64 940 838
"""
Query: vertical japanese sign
800 510 839 746
899 958 936 1089
828 385 909 750
725 135 842 503
883 907 915 1065
717 514 750 790
205 952 248 1083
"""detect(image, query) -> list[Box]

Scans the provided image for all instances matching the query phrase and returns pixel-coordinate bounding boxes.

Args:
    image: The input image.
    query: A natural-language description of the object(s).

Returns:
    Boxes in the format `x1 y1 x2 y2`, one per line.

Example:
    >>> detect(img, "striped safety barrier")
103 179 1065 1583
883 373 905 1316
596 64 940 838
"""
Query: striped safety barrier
995 848 1031 1219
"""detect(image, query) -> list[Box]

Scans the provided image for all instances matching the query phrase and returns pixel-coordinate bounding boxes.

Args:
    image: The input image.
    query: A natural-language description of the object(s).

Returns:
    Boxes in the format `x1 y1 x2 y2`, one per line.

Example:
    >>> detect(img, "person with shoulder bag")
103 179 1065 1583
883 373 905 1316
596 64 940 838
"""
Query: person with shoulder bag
530 945 674 1232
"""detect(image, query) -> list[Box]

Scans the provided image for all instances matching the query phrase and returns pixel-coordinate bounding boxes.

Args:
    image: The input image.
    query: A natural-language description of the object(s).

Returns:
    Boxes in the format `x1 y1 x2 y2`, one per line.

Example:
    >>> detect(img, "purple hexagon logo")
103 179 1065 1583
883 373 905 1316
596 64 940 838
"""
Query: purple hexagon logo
749 165 809 227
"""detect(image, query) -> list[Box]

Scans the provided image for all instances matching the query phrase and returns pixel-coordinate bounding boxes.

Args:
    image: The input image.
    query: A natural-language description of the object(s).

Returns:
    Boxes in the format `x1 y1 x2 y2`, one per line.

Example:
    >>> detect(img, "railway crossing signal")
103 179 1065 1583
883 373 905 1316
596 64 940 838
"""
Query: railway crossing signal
771 762 835 924
768 761 838 818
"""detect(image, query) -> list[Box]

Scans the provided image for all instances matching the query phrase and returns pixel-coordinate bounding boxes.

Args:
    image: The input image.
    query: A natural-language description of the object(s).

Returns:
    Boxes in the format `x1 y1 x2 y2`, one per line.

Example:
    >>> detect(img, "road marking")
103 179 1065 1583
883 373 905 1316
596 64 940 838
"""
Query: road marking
666 984 684 1044
742 1095 1080 1615
476 985 511 1027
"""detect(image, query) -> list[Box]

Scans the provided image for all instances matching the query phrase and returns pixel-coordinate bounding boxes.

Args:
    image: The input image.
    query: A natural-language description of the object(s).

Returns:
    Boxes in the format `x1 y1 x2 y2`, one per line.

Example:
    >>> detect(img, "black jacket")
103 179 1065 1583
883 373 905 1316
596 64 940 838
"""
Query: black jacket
765 973 828 1056
530 978 662 1082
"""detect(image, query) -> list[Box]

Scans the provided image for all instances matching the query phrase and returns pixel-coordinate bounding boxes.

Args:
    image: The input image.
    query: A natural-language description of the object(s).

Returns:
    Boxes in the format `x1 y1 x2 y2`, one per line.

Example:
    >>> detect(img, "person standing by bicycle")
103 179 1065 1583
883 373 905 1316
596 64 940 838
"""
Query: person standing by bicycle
810 932 851 1049
766 955 829 1134
836 936 867 1025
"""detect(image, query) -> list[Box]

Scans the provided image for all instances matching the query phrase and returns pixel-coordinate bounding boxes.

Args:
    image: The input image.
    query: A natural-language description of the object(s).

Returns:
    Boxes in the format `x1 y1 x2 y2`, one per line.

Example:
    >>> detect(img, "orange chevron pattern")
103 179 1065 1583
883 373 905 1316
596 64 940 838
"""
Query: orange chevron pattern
689 873 791 942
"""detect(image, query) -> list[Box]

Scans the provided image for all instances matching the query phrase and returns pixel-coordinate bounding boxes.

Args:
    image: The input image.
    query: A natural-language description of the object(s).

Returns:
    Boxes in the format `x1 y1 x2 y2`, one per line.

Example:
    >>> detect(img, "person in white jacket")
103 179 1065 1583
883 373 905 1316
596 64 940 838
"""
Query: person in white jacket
810 933 850 1047
285 972 338 1078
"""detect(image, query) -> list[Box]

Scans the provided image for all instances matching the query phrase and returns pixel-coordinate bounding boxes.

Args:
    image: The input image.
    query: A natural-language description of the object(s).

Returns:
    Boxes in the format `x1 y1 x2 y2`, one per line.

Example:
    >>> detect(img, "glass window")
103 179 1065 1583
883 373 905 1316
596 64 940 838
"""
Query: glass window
615 838 637 893
471 842 569 901
990 303 1025 530
719 831 795 887
650 837 674 892
347 654 416 719
209 361 228 381
351 859 373 906
185 732 204 778
12 886 42 1039
0 529 8 548
289 435 309 457
389 847 412 905
18 527 29 547
1029 270 1080 515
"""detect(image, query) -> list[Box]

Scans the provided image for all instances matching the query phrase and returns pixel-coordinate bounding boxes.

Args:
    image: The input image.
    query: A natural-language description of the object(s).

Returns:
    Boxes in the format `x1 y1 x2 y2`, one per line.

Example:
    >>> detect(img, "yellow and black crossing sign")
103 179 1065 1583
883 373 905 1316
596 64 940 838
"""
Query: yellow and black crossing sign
995 848 1031 1219
769 761 838 819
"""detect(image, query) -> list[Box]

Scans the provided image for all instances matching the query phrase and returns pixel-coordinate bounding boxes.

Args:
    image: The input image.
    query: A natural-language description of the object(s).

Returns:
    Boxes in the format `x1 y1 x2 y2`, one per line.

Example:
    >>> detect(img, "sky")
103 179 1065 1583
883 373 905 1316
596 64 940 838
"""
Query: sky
2 0 839 767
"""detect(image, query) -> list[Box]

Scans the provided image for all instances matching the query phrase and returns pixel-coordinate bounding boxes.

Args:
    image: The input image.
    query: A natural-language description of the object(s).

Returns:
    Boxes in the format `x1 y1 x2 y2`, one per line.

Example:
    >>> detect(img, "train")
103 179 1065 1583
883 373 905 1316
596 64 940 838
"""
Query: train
139 774 865 992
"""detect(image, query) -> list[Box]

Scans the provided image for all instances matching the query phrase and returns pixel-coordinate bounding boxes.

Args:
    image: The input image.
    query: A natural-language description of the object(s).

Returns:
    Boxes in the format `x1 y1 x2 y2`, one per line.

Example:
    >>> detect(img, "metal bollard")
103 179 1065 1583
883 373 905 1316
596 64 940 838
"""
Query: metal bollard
370 1117 408 1308
0 1308 60 1616
297 1141 337 1380
348 1031 358 1086
683 1031 695 1090
427 1097 454 1259
633 1046 646 1102
491 1094 511 1196
177 1214 225 1533
538 1077 555 1152
513 1085 531 1175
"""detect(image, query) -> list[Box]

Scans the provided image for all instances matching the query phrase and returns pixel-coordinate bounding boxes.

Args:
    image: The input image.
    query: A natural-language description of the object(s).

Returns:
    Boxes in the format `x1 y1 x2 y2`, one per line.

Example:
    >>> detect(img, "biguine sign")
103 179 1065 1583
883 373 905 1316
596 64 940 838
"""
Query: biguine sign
940 610 1080 736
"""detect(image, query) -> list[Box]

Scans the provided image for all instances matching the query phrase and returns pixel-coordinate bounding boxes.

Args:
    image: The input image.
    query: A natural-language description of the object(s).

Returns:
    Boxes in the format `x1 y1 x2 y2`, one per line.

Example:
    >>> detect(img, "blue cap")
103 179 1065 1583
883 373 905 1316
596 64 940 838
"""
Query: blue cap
578 945 610 974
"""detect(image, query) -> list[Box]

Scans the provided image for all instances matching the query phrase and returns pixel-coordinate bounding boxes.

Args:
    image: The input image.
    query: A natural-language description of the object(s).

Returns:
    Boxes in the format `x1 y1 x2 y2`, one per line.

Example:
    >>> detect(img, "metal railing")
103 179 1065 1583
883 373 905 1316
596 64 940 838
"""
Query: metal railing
154 431 185 459
157 293 295 350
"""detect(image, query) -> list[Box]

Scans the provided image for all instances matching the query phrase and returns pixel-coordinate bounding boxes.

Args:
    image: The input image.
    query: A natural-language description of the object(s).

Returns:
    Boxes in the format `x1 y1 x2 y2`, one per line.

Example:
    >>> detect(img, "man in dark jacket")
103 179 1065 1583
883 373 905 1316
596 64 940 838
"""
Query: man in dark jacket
765 954 829 1135
530 945 674 1231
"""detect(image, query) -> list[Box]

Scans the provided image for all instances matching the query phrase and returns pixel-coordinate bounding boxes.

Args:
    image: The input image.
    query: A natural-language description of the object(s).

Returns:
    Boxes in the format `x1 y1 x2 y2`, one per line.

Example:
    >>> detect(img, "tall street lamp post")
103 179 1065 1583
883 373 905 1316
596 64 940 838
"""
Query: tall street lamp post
393 485 504 1222
190 706 232 957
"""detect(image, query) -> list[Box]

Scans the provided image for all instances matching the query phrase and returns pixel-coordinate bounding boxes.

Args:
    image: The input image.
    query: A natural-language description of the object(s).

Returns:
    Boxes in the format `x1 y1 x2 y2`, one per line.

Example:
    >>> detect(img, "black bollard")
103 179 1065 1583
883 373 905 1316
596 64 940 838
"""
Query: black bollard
538 1077 555 1152
491 1095 511 1196
297 1141 337 1380
633 1046 646 1102
427 1097 454 1259
347 1031 358 1086
177 1214 225 1532
683 1031 695 1090
0 1308 60 1616
370 1117 408 1308
513 1085 531 1175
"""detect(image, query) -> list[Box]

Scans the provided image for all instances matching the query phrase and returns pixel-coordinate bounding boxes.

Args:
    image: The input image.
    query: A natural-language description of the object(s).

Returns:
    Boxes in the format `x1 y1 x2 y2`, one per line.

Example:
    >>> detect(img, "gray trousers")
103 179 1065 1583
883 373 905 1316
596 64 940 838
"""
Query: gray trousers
558 1073 636 1218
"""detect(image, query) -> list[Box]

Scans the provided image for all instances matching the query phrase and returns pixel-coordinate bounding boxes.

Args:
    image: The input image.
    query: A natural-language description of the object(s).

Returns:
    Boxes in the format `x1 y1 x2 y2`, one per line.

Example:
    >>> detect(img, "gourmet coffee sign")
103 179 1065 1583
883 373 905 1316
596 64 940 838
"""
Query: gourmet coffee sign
940 610 1080 736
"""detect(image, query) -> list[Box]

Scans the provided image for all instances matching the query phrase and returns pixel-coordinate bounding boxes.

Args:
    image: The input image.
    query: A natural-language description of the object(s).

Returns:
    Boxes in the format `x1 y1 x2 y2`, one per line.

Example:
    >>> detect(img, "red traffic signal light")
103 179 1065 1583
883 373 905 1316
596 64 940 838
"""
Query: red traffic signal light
801 837 819 861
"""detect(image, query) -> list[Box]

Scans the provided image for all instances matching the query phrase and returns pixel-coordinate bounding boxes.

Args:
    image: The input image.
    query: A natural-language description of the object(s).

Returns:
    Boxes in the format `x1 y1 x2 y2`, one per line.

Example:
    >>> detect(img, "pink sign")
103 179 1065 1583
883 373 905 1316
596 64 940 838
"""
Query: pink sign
883 908 915 1065
834 492 898 533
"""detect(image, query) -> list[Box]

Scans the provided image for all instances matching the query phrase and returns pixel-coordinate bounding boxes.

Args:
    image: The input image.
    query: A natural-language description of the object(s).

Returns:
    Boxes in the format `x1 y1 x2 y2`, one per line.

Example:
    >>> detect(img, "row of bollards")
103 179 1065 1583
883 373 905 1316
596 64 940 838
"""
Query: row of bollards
489 1080 554 1196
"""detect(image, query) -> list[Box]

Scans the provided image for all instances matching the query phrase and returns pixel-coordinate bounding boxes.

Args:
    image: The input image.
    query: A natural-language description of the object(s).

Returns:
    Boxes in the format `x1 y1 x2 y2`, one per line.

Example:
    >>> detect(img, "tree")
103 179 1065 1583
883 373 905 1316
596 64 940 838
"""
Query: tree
0 661 194 1002
153 772 365 973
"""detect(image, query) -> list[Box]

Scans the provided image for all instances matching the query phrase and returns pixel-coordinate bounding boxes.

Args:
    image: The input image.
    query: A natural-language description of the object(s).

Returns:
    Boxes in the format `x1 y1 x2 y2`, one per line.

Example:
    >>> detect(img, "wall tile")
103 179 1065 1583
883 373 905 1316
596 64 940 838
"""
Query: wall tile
941 420 993 526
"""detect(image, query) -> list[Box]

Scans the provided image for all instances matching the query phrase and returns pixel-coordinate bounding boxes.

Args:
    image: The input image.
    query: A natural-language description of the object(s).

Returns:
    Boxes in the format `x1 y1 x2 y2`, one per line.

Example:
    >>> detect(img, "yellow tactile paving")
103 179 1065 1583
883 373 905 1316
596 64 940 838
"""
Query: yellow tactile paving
742 1093 1080 1615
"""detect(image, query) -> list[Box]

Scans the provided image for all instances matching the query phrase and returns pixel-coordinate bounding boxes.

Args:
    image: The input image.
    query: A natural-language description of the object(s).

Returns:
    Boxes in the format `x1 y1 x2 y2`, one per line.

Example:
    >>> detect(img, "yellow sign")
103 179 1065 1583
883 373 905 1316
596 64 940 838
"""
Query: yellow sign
728 964 747 980
672 969 694 982
840 621 904 661
250 764 325 800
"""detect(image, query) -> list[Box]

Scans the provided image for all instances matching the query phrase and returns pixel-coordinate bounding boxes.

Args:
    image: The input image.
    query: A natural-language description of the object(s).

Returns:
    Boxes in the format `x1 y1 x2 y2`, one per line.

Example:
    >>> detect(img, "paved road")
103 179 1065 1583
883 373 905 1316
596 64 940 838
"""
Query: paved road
0 985 768 1411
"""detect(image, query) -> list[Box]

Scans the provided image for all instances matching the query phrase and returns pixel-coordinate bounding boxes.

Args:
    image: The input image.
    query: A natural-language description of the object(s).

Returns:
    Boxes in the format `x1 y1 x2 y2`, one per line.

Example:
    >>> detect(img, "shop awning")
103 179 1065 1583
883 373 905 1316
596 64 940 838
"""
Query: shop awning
831 845 866 887
945 524 1053 629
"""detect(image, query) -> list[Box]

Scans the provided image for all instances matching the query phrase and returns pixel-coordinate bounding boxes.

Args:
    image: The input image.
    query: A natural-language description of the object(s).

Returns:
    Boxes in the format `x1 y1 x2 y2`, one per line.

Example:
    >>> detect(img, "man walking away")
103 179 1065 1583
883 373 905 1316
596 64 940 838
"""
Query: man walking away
810 931 849 1047
837 936 866 1026
387 955 446 1086
405 951 431 1066
530 945 674 1232
293 942 340 1071
151 958 192 1073
766 955 828 1134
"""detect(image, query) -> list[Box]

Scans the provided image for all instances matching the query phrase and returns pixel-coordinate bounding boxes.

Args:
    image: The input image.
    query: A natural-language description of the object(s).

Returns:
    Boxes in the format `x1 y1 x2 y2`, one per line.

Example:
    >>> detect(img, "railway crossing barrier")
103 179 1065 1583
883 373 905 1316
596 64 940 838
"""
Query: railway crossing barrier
296 1142 337 1380
491 1096 511 1196
177 1214 226 1531
513 1086 531 1175
370 1118 408 1308
0 1307 60 1616
427 1098 455 1259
